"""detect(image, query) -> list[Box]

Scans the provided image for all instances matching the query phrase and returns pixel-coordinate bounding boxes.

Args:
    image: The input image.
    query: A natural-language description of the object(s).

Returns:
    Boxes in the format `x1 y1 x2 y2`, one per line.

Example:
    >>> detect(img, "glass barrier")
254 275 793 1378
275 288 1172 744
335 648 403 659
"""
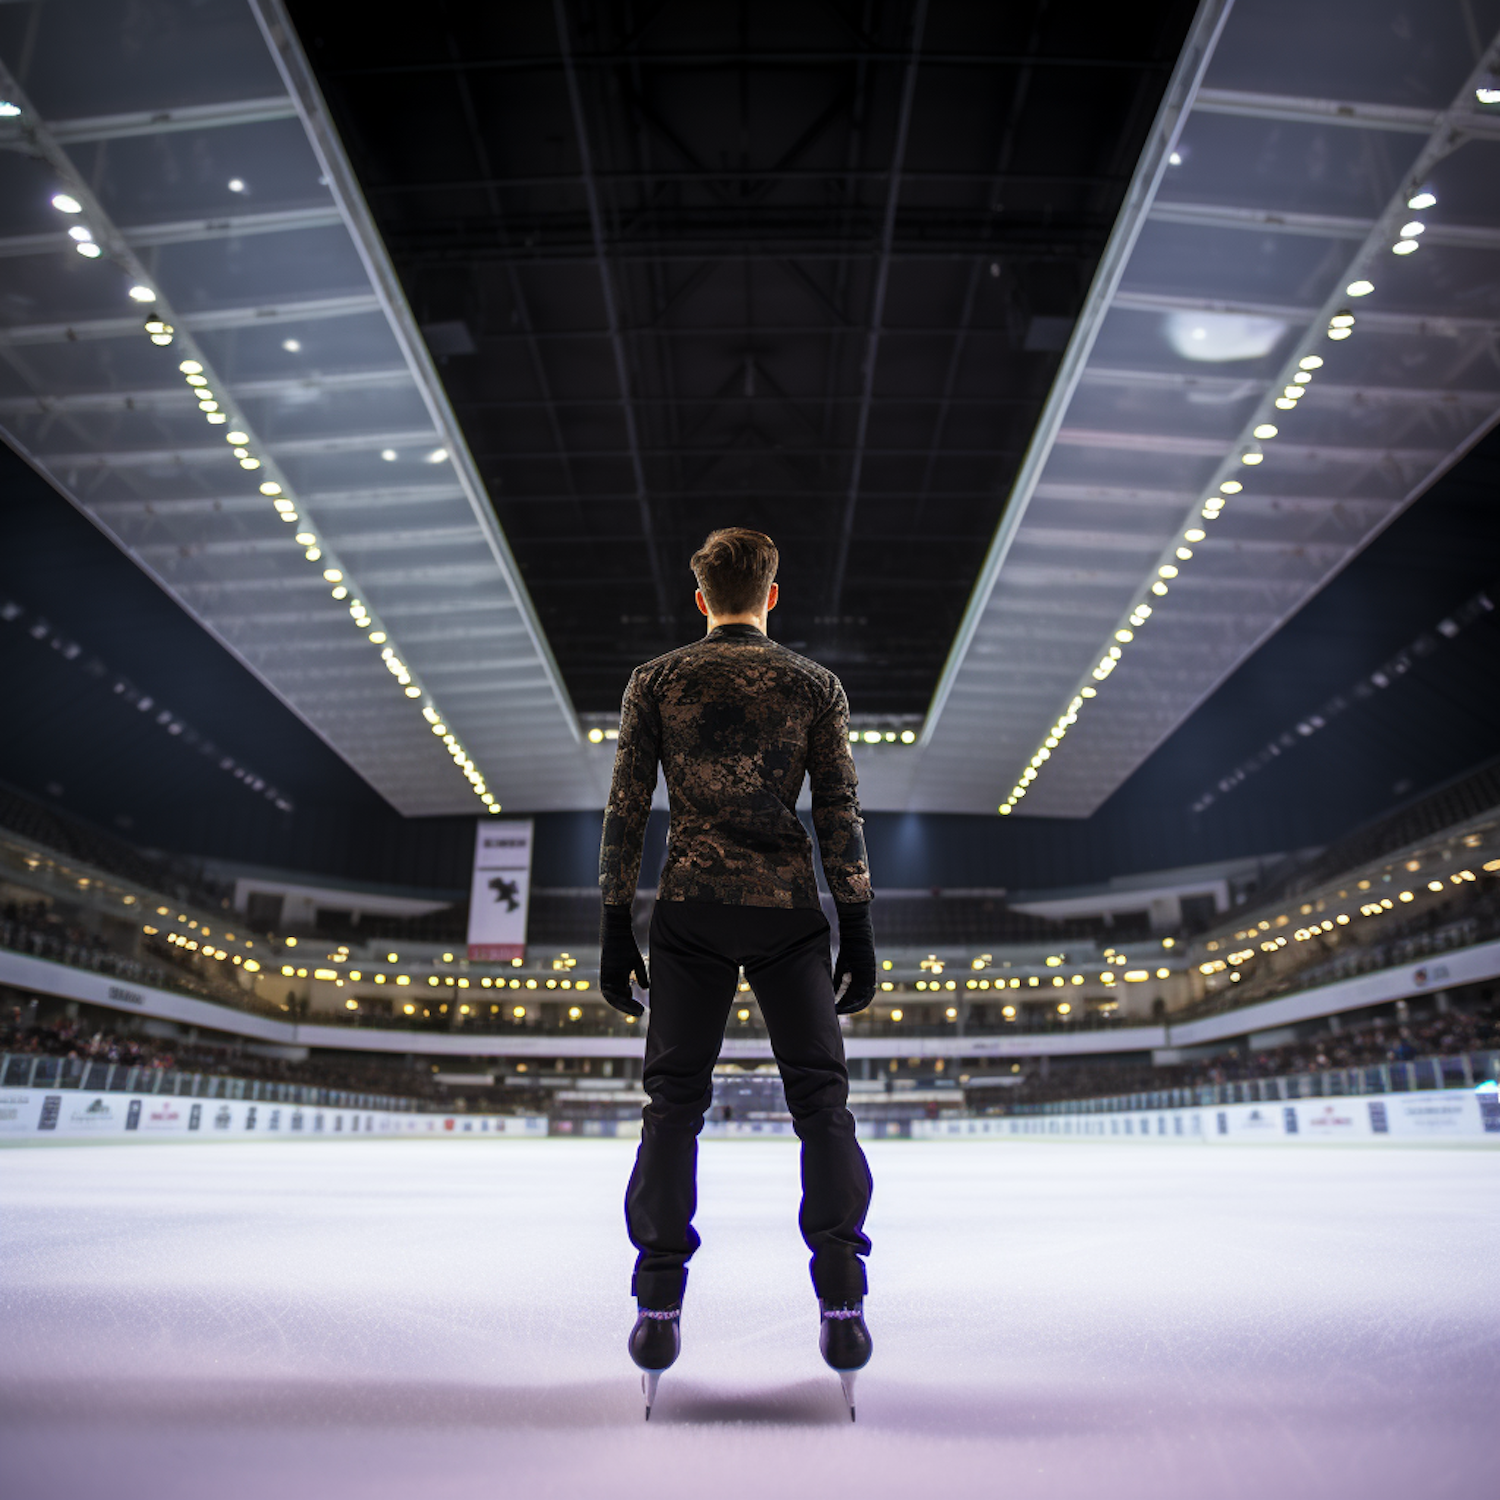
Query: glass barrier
1008 1049 1500 1116
0 1051 420 1113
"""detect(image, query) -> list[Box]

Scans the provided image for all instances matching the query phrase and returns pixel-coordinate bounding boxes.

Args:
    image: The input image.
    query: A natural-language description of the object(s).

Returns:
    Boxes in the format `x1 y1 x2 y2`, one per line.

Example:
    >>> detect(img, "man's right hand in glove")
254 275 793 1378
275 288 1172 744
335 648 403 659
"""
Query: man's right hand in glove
599 902 648 1017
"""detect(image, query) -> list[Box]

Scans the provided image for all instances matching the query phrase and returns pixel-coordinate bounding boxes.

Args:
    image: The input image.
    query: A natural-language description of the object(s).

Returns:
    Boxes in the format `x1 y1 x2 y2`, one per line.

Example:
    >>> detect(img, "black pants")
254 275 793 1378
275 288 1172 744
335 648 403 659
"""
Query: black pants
626 900 873 1309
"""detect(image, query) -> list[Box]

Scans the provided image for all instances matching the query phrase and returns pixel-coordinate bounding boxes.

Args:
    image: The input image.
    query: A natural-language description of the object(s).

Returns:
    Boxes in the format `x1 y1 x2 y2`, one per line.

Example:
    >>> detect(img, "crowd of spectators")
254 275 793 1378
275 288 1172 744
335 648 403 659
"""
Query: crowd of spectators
1199 877 1500 1016
0 1005 485 1108
1 1006 168 1069
994 991 1500 1109
1 897 268 1014
2 899 161 985
0 784 232 911
1252 758 1500 909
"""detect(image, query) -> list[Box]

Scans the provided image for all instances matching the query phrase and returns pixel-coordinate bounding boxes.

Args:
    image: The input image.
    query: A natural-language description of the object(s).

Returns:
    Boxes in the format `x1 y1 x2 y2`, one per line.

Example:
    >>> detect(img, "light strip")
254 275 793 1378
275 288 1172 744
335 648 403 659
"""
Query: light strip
1000 48 1500 817
0 69 500 816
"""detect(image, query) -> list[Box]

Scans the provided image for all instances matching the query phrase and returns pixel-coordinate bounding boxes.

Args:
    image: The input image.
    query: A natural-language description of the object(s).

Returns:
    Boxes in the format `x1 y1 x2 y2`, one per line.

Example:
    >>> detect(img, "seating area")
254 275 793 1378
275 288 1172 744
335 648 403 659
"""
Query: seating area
0 781 231 912
1252 757 1500 908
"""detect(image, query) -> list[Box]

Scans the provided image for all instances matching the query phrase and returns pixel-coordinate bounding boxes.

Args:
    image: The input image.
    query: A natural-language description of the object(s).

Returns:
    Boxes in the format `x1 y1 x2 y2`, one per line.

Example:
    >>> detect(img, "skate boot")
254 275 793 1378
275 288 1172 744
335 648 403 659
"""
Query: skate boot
628 1305 680 1420
819 1300 872 1421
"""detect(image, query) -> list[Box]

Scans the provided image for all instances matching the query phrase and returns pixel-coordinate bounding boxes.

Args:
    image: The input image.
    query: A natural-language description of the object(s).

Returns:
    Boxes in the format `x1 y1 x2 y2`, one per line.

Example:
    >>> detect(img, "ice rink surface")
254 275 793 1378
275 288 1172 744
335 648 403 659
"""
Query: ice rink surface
2 1138 1497 1500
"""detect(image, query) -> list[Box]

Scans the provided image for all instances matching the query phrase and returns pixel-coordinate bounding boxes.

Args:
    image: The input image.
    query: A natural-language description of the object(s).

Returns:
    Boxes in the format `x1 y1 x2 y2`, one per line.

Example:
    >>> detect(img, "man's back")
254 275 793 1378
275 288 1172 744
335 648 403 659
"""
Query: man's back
600 529 877 1409
599 622 871 910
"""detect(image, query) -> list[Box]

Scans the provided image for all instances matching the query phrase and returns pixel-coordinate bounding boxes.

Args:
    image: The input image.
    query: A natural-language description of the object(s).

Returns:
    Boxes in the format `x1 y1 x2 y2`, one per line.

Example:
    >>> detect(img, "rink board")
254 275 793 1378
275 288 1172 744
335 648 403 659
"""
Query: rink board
4 1087 1496 1144
914 1088 1500 1144
0 1090 547 1143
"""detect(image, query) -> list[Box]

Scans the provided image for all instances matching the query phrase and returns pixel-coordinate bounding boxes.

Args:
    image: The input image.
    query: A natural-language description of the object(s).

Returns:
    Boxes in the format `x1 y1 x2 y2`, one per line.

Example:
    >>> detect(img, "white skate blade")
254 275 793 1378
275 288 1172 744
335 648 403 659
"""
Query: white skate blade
839 1370 857 1421
642 1369 660 1420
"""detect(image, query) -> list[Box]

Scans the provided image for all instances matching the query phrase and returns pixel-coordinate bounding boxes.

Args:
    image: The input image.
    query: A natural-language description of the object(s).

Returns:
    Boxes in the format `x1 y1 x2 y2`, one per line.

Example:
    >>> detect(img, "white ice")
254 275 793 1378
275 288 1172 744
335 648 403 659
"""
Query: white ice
1 1139 1496 1500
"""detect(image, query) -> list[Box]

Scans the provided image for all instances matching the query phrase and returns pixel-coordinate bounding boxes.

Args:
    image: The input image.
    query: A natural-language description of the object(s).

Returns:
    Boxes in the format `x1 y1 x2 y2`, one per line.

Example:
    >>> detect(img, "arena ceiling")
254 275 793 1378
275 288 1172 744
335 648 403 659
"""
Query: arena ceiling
1 0 1498 821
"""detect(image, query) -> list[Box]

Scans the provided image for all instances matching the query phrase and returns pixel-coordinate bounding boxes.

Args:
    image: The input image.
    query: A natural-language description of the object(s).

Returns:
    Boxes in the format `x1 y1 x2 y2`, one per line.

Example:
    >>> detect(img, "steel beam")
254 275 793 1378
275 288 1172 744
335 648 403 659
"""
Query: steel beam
1031 482 1398 516
1191 86 1500 140
1110 288 1500 335
45 95 299 142
1053 427 1447 466
0 367 414 416
0 204 342 258
89 483 465 519
1078 367 1500 407
906 5 1052 544
0 293 382 345
553 0 671 623
392 239 1107 267
41 428 440 467
1016 526 1355 560
825 0 929 614
131 525 486 561
1149 198 1500 250
326 48 1177 76
169 561 502 596
370 166 1127 192
479 443 1029 460
458 390 1039 406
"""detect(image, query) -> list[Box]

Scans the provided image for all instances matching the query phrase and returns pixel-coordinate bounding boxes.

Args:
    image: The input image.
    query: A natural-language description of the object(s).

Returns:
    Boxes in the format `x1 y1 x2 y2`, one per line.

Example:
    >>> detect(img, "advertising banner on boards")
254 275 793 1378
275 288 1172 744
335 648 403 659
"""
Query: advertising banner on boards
466 818 534 961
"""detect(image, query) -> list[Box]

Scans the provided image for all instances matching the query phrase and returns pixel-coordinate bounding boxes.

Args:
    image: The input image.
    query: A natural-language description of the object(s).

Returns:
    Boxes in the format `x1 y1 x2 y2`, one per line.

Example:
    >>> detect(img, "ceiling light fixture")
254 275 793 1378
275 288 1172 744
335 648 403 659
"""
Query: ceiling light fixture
1004 229 1397 816
13 107 496 822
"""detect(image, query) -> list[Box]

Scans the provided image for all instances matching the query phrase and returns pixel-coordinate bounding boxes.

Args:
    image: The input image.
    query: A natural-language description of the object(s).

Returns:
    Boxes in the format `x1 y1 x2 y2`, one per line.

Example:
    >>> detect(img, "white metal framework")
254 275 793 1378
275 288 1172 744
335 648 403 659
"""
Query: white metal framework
3 0 1499 822
0 0 600 817
887 0 1500 816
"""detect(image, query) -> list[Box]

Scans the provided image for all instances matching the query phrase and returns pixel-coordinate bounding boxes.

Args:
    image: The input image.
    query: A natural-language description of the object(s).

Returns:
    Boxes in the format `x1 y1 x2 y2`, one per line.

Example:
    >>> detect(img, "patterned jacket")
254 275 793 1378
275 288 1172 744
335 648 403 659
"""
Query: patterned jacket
599 623 873 908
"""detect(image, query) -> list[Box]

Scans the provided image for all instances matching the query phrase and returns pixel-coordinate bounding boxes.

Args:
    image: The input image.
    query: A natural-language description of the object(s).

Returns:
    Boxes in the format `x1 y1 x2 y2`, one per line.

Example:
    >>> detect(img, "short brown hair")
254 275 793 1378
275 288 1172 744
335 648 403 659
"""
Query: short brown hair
690 528 778 615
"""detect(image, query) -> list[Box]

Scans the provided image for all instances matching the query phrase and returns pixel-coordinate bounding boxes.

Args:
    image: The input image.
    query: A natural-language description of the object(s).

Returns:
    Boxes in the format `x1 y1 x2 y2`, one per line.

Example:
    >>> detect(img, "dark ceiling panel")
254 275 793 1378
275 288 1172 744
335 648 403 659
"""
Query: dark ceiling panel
285 0 1198 712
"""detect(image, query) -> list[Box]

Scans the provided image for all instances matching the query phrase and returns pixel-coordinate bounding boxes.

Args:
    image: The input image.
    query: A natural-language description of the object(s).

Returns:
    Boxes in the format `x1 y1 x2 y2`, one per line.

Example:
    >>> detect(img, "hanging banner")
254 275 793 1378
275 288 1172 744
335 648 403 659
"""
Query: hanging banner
467 818 534 961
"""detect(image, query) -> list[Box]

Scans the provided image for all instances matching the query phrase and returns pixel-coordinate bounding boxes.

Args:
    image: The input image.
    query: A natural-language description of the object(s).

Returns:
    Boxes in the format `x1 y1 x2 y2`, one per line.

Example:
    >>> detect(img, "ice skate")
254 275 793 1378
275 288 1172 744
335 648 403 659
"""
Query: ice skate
628 1305 680 1419
819 1300 872 1421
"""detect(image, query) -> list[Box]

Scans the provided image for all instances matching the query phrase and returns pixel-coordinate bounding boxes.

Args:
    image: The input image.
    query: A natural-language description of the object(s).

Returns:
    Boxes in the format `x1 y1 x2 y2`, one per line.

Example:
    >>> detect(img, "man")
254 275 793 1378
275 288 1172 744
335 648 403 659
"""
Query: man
598 527 878 1420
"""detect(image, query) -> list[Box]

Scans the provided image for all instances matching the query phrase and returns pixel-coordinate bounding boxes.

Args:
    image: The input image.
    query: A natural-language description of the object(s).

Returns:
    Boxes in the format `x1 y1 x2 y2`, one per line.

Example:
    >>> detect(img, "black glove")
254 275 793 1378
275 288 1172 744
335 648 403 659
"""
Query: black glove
832 901 877 1015
599 903 648 1017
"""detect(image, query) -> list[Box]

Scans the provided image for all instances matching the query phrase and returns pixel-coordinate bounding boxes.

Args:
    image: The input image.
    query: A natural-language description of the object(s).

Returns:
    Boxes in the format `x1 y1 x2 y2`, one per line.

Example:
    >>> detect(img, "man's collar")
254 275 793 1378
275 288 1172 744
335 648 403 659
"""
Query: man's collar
707 622 766 639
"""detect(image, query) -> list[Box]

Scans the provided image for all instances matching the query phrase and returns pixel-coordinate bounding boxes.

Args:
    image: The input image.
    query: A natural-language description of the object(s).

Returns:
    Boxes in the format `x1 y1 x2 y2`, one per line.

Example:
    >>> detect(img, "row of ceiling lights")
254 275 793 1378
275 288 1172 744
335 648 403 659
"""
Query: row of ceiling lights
23 122 501 817
998 182 1444 817
851 729 919 745
586 725 922 747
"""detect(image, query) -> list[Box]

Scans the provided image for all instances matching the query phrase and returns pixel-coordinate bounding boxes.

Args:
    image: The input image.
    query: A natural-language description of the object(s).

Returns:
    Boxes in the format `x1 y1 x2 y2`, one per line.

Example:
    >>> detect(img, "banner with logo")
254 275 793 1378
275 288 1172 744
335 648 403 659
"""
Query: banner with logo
910 1087 1500 1145
0 1089 547 1141
466 818 534 961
